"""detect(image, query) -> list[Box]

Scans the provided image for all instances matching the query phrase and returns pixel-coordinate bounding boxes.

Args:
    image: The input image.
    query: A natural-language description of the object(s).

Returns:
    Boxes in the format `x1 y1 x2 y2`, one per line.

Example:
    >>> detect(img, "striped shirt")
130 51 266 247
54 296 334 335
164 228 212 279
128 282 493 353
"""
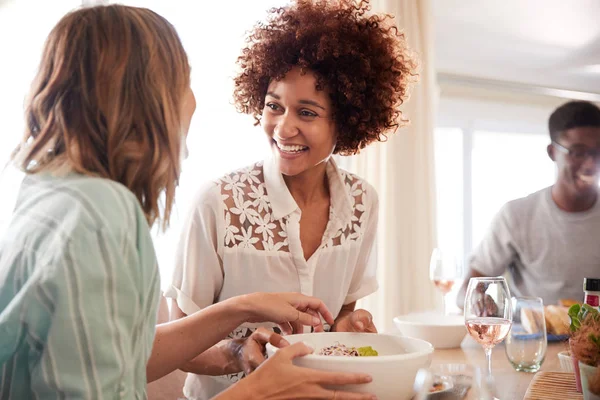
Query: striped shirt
0 172 160 399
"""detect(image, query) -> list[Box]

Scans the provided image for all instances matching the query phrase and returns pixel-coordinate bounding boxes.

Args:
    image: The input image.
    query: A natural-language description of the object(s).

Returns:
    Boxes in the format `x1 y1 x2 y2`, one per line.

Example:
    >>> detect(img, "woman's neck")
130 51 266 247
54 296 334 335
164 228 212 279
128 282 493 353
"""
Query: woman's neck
283 162 329 208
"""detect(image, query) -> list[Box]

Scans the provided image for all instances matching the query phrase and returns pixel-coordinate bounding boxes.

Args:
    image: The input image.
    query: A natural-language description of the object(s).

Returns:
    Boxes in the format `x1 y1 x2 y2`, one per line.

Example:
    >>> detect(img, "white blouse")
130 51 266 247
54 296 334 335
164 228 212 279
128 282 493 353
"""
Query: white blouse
165 157 379 400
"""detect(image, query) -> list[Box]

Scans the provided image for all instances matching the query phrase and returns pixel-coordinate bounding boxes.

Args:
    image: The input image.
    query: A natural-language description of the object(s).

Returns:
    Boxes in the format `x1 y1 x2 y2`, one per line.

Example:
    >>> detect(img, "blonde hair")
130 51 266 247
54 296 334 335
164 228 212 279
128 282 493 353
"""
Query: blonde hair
13 4 190 228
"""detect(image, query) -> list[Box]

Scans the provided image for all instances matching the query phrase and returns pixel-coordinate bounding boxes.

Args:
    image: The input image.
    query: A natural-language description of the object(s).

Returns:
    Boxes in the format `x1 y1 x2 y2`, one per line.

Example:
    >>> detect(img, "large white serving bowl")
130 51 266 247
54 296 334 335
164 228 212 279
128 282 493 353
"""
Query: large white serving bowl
265 332 433 400
393 311 467 349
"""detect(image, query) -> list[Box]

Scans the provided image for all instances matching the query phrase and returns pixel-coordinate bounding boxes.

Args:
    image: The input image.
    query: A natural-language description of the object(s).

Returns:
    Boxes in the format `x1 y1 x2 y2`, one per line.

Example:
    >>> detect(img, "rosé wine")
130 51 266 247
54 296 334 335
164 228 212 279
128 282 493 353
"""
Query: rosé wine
433 279 455 294
466 317 512 348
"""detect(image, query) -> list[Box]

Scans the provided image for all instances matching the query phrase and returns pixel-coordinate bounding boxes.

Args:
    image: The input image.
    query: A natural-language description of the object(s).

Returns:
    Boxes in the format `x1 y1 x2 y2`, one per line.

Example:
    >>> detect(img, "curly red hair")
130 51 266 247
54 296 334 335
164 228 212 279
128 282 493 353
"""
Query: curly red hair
233 0 417 155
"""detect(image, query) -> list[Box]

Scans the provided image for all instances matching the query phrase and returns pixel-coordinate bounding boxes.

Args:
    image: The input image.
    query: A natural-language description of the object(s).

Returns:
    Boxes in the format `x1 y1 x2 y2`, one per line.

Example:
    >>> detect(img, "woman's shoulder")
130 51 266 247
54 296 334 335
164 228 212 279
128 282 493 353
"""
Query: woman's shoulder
7 174 149 263
21 173 144 229
215 162 265 188
335 167 379 205
189 161 266 208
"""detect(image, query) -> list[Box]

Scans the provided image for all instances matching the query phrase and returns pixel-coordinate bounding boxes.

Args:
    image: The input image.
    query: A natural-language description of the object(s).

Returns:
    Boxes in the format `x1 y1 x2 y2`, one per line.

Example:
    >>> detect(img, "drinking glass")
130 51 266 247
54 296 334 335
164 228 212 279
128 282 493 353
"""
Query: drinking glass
504 296 547 372
430 248 464 314
464 277 513 377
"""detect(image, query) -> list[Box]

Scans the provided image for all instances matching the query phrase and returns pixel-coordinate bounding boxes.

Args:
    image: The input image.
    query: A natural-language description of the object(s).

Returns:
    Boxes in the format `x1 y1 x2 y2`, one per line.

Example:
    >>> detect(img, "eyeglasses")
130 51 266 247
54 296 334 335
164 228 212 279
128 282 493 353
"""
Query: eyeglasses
552 141 600 162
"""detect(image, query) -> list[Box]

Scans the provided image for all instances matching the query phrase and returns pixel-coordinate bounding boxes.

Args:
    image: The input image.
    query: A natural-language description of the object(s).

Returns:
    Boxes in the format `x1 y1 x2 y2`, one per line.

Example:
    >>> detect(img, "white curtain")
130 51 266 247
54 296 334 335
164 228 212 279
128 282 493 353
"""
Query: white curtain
338 0 439 333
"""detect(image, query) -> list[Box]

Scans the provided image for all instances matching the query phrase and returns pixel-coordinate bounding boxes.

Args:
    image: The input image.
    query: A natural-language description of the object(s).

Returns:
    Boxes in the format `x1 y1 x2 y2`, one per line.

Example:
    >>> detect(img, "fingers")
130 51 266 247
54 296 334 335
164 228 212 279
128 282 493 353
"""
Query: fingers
268 331 290 349
311 370 373 386
307 309 325 332
297 308 325 329
252 327 278 344
278 341 314 360
351 310 377 333
242 328 275 374
279 321 293 335
324 390 376 400
289 318 305 335
290 293 335 326
244 342 267 374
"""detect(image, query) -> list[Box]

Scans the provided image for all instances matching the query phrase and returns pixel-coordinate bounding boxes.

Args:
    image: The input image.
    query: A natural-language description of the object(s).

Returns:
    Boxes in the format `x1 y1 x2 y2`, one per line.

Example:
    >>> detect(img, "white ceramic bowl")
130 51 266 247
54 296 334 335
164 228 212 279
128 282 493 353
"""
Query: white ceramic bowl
266 332 434 400
393 312 467 349
558 350 575 373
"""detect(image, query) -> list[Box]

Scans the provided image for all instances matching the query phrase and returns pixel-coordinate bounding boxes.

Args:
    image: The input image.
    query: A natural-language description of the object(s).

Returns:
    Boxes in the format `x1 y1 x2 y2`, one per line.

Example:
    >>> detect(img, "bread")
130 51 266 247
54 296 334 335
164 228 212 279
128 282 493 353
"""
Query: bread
521 308 541 334
559 298 579 308
544 305 570 335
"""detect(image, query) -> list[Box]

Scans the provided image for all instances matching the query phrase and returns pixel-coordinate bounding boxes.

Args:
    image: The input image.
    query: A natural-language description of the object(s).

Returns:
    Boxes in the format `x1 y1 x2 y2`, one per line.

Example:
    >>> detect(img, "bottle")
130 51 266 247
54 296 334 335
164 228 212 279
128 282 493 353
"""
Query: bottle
583 278 600 309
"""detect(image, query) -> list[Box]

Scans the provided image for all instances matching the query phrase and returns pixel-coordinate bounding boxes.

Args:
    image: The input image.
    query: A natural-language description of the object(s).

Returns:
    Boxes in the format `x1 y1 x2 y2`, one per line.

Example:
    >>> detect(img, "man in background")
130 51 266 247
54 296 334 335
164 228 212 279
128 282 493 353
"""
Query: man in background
458 100 600 308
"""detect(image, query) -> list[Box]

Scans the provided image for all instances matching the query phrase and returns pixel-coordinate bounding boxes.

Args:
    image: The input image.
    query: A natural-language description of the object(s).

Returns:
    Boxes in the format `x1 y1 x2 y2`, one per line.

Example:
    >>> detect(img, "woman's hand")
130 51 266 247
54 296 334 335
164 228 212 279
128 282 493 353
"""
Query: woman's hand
228 328 288 375
332 309 377 333
237 292 335 334
217 342 376 400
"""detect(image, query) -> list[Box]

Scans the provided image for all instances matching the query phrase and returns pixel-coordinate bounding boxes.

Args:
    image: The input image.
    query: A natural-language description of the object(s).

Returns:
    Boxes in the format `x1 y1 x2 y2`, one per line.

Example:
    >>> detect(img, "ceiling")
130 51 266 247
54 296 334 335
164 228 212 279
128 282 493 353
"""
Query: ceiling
433 0 600 95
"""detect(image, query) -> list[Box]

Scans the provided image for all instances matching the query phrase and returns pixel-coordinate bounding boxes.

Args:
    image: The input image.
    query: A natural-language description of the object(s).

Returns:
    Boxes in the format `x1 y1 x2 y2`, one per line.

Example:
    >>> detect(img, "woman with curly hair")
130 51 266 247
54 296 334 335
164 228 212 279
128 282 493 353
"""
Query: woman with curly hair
166 0 417 398
0 4 375 399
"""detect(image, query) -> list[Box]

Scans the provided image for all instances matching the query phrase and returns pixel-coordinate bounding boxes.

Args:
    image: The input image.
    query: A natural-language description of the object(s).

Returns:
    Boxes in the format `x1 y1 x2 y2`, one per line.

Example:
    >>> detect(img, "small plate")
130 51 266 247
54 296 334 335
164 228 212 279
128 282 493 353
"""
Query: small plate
547 334 569 342
509 333 568 342
429 375 454 395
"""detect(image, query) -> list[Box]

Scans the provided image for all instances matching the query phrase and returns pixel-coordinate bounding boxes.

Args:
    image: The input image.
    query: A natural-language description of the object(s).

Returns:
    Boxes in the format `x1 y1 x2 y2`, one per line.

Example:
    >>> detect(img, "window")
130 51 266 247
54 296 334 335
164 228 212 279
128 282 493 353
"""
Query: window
0 0 81 230
471 130 555 246
435 127 556 261
434 128 464 259
0 0 82 162
434 93 560 271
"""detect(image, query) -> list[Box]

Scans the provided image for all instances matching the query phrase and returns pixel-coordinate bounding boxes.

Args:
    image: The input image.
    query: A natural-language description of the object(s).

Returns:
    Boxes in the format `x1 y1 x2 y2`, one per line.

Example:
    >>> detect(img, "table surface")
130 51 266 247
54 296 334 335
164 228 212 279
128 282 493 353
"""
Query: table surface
146 332 571 400
432 337 569 399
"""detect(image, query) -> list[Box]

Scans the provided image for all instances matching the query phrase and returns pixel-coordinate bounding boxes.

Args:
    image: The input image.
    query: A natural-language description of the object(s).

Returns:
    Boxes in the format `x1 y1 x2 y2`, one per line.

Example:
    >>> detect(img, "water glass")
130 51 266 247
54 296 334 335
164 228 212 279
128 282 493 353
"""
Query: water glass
504 296 547 372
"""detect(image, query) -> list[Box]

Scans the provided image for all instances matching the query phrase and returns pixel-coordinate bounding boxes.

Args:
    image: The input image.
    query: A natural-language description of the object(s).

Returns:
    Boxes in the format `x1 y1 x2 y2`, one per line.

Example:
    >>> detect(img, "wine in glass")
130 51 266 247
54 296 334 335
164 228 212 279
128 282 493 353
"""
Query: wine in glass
430 248 463 313
464 277 513 378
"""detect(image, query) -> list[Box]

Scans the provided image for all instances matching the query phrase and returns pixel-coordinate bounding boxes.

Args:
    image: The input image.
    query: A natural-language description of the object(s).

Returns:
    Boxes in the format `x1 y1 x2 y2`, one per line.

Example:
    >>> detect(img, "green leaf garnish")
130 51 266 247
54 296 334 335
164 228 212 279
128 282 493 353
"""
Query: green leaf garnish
569 303 599 332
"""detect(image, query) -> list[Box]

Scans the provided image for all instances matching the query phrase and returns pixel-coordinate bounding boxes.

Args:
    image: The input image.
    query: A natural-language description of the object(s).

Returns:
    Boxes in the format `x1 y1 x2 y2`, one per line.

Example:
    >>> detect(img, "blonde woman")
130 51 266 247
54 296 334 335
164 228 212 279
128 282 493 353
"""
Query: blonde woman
0 5 374 400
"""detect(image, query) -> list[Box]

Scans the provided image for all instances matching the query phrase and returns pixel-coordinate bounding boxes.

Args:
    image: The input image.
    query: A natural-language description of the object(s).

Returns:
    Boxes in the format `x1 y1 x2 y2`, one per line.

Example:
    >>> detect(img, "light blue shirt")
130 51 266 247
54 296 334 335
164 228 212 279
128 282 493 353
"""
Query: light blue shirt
0 172 160 399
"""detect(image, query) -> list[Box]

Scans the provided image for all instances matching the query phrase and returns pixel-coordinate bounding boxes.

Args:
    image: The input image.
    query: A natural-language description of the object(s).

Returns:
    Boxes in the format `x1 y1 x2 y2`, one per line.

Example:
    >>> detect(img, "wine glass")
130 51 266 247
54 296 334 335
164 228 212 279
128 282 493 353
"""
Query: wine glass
430 248 464 314
464 277 513 378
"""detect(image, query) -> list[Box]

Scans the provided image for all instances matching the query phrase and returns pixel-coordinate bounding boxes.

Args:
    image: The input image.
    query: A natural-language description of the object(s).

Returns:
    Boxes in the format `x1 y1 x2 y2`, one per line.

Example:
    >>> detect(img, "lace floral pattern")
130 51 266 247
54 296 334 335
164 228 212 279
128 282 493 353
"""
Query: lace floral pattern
324 170 368 248
215 162 369 251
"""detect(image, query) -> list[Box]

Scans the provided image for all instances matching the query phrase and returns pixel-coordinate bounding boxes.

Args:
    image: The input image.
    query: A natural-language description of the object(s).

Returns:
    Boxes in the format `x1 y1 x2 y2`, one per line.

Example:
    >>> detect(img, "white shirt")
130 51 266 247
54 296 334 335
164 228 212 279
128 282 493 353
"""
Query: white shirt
471 186 600 305
164 157 379 400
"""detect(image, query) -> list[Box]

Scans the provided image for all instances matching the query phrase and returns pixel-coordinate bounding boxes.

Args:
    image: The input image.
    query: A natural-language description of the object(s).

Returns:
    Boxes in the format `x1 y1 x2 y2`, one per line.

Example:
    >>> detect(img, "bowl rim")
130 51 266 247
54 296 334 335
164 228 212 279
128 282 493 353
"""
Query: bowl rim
393 314 466 328
266 332 434 363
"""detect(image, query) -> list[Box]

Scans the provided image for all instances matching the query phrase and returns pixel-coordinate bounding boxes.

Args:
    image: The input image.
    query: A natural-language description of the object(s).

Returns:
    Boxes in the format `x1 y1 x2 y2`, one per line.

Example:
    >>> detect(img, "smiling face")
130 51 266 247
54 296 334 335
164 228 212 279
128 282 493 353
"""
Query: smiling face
261 67 337 177
548 126 600 199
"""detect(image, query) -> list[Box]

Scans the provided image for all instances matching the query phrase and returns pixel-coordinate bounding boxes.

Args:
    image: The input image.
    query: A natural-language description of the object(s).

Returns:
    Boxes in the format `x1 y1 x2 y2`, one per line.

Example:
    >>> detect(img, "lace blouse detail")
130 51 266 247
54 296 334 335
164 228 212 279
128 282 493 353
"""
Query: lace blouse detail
216 162 369 251
324 170 368 248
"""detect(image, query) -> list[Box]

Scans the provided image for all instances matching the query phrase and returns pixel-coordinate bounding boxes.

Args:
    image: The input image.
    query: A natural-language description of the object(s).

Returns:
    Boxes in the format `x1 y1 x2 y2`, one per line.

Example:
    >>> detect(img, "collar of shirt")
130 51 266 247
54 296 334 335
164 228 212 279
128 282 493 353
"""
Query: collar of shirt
262 156 353 224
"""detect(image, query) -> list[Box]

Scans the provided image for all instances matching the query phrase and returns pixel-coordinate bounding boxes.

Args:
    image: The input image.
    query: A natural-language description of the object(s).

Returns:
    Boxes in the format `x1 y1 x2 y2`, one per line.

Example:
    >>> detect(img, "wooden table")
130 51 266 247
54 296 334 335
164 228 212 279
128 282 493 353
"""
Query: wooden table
432 337 568 399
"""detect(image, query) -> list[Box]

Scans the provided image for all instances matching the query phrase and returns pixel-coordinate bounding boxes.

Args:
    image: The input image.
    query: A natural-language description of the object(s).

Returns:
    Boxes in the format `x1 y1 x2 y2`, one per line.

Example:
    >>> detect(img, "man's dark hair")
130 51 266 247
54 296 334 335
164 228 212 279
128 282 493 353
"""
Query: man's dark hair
549 101 600 142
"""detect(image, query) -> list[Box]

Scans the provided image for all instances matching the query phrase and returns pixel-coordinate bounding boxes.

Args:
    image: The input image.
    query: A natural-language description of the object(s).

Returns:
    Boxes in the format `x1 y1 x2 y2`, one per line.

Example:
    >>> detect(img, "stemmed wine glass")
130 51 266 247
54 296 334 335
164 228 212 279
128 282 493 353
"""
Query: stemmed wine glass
464 277 513 378
430 248 464 314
